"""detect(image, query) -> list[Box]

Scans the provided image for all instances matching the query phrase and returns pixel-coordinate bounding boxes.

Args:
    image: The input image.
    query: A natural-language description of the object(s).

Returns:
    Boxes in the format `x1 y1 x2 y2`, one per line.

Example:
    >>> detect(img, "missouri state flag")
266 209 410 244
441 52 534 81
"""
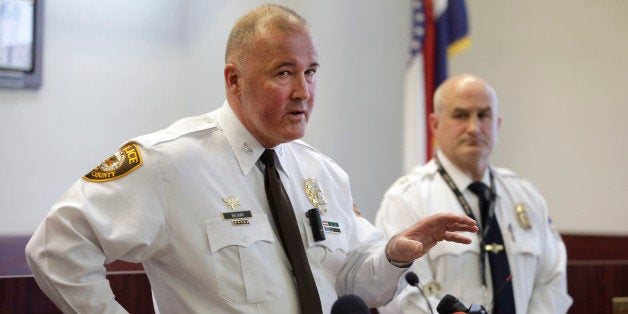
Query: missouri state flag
402 0 470 172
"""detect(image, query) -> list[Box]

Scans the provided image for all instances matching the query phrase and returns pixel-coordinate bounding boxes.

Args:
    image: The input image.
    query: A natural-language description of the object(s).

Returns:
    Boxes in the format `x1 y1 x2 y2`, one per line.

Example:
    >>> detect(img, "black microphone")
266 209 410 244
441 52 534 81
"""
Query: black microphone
467 303 488 314
306 208 325 241
436 294 488 314
330 294 370 314
436 294 469 314
405 271 434 314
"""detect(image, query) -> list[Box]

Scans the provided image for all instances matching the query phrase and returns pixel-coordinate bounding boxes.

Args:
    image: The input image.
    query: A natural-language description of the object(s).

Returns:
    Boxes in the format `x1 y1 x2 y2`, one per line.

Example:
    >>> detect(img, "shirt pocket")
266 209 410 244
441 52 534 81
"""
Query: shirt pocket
508 230 541 256
427 237 481 279
205 214 287 304
429 235 481 259
301 215 348 272
507 229 541 295
427 238 484 302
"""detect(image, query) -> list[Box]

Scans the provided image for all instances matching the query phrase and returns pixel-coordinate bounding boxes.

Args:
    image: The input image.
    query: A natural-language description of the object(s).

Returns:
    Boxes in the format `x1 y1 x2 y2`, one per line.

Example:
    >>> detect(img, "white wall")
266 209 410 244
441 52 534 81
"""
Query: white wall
0 0 408 235
0 1 626 236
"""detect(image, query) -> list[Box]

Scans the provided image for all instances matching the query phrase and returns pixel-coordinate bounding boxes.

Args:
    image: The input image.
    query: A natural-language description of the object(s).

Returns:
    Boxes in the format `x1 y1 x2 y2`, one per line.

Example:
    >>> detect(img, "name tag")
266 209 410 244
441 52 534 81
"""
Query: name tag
222 210 253 220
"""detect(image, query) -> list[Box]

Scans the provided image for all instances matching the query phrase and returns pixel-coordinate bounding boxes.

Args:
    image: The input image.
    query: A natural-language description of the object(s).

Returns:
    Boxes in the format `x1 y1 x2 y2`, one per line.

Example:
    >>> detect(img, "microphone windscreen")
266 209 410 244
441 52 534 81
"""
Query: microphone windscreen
405 271 420 287
436 294 468 314
330 294 370 314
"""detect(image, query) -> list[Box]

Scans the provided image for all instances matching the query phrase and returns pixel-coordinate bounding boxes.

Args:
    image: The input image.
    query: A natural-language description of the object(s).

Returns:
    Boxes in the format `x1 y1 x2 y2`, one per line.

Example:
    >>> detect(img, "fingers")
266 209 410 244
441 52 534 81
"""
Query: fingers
386 213 478 264
443 231 473 244
436 212 477 228
404 213 478 235
446 223 479 233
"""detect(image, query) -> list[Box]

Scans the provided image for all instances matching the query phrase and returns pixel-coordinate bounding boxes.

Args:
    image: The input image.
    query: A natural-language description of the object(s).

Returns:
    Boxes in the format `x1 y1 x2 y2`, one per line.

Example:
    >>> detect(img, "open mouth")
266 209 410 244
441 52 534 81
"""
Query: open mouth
288 109 306 116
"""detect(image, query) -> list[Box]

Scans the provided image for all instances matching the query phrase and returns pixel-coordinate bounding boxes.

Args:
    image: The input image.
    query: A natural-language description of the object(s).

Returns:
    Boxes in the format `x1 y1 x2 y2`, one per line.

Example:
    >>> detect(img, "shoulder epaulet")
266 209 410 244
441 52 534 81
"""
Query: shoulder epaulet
133 113 219 148
384 162 437 195
82 113 218 183
492 166 517 178
492 166 542 195
291 139 336 164
409 161 438 178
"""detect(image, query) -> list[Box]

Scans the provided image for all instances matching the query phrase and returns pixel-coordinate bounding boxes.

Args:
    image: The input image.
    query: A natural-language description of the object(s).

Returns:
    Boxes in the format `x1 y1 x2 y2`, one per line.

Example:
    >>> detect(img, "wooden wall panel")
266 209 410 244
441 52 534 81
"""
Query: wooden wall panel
563 233 628 314
2 234 627 313
562 234 628 261
0 272 154 313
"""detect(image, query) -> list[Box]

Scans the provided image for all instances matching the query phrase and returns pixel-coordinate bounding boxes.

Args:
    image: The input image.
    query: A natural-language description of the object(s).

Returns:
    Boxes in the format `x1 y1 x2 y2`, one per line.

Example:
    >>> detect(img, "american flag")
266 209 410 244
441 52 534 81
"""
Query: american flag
403 0 470 172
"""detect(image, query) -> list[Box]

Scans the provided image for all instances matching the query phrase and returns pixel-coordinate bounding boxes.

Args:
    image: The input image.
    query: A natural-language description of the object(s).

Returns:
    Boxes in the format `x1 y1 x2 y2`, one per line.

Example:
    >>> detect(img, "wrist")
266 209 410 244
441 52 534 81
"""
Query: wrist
385 236 414 268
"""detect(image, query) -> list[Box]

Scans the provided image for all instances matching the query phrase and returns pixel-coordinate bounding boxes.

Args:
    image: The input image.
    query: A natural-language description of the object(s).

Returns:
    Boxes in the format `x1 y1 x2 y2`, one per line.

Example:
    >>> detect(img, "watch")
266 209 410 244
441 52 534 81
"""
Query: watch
385 252 414 268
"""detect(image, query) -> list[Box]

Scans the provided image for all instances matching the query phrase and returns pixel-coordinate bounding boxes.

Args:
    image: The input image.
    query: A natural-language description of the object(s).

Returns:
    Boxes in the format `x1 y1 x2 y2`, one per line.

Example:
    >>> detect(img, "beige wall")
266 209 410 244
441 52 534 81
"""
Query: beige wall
450 1 628 235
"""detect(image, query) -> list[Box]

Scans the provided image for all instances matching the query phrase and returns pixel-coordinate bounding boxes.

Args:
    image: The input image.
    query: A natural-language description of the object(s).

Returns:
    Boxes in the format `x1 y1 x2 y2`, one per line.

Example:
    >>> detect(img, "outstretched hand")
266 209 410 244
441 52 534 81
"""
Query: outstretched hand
386 213 478 264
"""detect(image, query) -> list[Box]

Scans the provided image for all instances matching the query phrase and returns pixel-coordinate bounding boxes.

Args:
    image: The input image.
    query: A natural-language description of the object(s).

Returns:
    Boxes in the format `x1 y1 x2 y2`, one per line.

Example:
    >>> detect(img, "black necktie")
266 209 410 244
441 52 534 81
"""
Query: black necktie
468 182 516 314
260 149 322 314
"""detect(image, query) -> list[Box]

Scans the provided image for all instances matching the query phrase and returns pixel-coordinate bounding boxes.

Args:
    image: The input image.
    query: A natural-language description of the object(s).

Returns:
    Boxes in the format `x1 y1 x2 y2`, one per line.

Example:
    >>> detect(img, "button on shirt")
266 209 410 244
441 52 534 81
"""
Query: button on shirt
374 151 572 314
26 101 406 313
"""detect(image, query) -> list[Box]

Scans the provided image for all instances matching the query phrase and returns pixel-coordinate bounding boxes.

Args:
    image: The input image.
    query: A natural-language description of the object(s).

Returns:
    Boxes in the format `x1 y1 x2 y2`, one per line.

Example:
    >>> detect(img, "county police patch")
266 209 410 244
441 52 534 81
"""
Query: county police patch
83 143 143 182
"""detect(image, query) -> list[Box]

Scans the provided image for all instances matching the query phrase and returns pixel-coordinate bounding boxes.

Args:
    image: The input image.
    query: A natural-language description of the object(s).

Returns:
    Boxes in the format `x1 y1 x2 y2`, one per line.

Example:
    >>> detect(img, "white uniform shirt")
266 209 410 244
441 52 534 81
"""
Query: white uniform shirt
26 102 406 313
375 151 572 314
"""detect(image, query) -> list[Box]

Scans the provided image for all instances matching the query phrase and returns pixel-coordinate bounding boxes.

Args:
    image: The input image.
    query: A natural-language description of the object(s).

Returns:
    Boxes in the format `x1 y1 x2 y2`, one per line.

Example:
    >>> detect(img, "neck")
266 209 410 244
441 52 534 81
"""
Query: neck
445 155 489 182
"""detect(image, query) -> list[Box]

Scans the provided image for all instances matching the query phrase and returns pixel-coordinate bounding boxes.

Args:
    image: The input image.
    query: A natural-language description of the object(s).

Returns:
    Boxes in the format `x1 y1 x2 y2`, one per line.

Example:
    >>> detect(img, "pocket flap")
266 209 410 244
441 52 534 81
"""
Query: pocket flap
302 216 348 253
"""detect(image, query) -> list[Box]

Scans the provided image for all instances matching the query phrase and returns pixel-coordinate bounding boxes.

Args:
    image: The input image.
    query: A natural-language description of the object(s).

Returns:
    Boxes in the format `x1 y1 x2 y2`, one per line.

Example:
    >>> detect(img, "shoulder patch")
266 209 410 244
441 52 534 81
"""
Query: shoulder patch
352 203 363 217
83 143 143 182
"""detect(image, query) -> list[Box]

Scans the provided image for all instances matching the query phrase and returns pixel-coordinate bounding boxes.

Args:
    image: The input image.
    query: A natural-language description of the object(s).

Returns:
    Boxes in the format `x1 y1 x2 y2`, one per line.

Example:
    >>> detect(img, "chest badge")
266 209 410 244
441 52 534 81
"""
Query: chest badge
221 196 252 226
305 177 328 215
515 203 532 230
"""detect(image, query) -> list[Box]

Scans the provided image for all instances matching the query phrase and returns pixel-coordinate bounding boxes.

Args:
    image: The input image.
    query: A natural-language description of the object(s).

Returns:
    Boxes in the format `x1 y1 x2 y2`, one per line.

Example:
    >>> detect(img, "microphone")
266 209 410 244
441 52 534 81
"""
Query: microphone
306 208 325 241
436 294 488 314
436 294 469 314
405 271 434 314
330 294 370 314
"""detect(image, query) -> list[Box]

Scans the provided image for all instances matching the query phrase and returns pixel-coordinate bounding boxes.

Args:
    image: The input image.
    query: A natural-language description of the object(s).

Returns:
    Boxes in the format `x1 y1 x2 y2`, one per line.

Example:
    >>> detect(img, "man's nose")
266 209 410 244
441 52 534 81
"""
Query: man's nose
291 75 310 101
467 116 480 133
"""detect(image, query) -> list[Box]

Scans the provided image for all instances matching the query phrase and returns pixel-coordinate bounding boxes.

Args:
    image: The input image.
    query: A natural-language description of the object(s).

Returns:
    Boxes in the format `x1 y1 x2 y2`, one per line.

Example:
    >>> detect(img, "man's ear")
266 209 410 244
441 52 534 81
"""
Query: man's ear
428 113 439 135
224 63 240 94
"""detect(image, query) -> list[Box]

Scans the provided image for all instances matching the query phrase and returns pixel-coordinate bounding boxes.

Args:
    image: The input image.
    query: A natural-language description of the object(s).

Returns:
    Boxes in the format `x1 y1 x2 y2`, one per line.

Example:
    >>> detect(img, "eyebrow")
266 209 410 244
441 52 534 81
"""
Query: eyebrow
451 105 492 112
274 61 320 70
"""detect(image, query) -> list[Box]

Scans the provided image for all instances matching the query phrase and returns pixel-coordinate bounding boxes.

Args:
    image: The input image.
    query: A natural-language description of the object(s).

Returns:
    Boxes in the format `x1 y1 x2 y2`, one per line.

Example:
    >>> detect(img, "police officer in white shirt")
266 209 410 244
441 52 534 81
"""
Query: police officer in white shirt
25 5 478 314
375 74 572 313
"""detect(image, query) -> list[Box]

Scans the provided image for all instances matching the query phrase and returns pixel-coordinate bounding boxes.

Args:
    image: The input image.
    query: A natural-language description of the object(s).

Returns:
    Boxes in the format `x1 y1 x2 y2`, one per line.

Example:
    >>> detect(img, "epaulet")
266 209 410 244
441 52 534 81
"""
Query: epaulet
386 162 437 195
386 173 419 195
492 166 517 178
132 113 218 148
491 167 521 180
82 113 217 183
409 160 438 178
291 139 336 164
492 166 541 195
